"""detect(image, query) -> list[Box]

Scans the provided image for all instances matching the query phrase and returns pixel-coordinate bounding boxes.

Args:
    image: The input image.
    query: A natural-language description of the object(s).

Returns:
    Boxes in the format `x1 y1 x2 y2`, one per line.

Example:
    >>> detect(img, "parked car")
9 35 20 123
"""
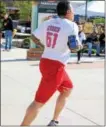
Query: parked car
17 21 31 33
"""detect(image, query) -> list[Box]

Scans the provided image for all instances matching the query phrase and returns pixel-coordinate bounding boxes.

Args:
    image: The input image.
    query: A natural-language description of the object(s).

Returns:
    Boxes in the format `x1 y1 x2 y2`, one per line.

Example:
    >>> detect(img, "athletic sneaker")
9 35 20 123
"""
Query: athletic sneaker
47 120 59 126
3 49 7 51
96 54 100 57
88 54 91 57
77 60 81 64
7 49 11 52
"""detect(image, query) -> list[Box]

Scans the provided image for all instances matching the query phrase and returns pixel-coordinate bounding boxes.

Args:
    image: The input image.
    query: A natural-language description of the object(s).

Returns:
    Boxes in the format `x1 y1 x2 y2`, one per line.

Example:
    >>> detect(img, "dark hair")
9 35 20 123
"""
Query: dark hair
56 1 71 16
75 21 81 25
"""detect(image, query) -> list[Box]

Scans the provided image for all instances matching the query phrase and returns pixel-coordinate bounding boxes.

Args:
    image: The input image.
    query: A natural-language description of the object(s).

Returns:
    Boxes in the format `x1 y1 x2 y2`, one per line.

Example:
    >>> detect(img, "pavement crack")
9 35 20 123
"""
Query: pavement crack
2 73 33 91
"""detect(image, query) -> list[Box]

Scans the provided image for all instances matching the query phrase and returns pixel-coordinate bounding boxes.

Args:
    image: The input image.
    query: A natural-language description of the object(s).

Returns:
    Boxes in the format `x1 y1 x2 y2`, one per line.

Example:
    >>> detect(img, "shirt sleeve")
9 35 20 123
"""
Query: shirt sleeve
32 22 45 44
73 23 81 45
82 32 86 40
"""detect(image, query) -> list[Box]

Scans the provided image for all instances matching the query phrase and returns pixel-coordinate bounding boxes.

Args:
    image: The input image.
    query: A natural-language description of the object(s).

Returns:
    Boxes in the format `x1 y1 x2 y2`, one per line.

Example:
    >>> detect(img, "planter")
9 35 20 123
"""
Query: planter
27 48 44 60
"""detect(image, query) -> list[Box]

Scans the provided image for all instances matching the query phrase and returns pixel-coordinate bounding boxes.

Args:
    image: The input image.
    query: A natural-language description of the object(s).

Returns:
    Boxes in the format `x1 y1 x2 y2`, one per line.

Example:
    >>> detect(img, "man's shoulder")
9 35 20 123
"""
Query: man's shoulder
63 20 77 28
65 19 76 24
45 18 56 23
41 19 52 26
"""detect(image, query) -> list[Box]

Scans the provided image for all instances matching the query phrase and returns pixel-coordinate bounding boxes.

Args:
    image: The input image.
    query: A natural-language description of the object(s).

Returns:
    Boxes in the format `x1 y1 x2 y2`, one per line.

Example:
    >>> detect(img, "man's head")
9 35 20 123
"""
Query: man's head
4 13 9 19
56 1 74 21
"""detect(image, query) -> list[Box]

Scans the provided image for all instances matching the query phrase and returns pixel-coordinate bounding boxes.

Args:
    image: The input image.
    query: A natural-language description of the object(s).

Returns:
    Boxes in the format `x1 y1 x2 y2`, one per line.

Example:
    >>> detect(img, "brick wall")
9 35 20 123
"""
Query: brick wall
27 48 44 60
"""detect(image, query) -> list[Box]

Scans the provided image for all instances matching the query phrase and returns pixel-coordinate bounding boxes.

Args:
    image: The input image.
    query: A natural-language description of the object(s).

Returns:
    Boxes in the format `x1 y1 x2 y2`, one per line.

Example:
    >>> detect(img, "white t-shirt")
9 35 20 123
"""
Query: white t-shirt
32 18 81 65
79 32 86 43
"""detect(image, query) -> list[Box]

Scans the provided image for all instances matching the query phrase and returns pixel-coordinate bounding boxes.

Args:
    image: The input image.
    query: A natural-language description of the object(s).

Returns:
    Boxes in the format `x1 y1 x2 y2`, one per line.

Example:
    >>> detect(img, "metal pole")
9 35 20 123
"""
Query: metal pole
85 0 88 21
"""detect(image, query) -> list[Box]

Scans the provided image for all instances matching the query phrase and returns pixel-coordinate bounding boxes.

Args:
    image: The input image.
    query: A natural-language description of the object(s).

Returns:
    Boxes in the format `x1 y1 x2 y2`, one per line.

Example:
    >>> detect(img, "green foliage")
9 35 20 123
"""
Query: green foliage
22 37 31 48
0 1 6 31
0 1 6 15
83 49 96 54
93 18 105 24
13 1 32 21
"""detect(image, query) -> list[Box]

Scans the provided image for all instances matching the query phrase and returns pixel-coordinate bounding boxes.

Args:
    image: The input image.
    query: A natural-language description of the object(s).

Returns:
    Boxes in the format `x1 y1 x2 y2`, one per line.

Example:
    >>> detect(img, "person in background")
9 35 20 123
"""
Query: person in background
0 31 2 44
3 13 13 51
0 14 4 46
77 24 86 64
92 32 100 57
86 33 93 57
99 29 105 54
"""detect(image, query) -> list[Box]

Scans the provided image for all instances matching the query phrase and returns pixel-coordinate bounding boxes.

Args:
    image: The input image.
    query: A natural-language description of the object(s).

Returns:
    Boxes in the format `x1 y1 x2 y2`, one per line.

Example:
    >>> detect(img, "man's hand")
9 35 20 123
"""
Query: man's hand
77 44 83 51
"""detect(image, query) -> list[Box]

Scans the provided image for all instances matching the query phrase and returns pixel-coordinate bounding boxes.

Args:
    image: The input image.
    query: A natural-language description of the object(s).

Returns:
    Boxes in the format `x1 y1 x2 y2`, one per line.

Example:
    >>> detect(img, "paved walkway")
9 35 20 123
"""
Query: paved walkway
1 48 105 126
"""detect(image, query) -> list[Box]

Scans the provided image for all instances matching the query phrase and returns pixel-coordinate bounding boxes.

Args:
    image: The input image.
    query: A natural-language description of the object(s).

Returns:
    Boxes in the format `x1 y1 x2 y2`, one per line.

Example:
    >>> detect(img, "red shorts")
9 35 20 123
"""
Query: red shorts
35 58 73 103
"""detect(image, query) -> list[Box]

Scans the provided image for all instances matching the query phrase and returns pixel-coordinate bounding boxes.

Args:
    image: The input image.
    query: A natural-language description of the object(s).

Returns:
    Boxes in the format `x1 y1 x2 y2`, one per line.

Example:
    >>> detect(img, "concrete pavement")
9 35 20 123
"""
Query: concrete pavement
1 48 104 126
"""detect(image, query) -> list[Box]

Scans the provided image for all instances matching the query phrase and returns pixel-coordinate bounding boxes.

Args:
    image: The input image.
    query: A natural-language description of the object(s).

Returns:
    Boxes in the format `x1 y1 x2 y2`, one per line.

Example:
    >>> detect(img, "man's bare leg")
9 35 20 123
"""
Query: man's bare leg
21 101 44 126
52 89 72 121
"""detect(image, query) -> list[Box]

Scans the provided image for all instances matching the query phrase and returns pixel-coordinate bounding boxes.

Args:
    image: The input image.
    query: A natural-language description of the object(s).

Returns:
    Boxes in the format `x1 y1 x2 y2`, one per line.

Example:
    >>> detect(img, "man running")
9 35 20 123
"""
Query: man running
21 1 82 126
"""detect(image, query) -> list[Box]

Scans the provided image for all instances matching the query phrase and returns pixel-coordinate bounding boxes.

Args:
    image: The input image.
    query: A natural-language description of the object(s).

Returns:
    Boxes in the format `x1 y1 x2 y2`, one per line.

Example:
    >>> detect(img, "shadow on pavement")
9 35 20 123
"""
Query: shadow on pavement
0 44 17 49
30 64 39 66
1 59 40 63
68 61 93 64
1 59 28 62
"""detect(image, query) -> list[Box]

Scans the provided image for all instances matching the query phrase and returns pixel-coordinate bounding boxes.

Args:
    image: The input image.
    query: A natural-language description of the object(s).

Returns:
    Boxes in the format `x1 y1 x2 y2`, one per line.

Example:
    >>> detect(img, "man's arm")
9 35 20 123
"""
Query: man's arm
31 34 44 49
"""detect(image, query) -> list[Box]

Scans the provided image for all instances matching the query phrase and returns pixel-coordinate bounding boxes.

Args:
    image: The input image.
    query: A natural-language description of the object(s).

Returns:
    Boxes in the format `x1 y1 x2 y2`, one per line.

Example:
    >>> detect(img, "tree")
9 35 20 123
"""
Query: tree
0 1 6 18
93 18 105 24
0 1 6 31
13 1 32 21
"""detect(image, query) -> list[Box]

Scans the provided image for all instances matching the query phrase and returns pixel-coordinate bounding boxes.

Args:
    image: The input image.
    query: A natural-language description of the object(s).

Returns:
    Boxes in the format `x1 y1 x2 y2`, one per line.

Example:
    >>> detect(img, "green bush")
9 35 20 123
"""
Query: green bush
93 18 105 24
82 49 96 54
21 37 31 49
0 1 6 31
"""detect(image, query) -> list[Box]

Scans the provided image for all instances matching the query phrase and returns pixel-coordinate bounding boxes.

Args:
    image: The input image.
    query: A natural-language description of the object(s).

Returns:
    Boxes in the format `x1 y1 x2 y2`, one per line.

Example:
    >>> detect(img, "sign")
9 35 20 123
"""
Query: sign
38 1 57 26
